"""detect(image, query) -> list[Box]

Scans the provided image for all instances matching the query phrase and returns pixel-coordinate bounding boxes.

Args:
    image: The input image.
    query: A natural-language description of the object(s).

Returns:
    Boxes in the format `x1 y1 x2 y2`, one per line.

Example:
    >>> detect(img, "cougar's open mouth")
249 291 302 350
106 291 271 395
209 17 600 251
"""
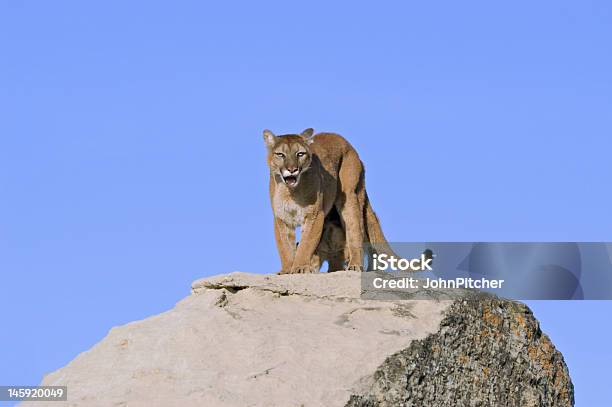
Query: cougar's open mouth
282 174 299 187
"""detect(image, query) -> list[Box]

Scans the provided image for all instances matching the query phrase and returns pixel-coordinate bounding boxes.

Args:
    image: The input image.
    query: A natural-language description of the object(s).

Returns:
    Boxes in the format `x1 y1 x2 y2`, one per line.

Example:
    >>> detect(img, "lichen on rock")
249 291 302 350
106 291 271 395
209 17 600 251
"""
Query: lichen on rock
347 294 574 407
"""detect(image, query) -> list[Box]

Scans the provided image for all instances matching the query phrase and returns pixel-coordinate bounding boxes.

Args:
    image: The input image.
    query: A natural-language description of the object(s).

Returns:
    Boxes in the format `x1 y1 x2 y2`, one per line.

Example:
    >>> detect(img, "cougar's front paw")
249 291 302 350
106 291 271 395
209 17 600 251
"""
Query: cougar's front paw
290 264 317 274
277 269 291 275
345 264 364 272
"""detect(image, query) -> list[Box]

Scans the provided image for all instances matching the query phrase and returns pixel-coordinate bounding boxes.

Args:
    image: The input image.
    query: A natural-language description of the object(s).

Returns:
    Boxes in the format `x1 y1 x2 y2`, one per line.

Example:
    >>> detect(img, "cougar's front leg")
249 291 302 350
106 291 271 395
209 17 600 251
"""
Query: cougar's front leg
291 211 324 273
274 218 296 274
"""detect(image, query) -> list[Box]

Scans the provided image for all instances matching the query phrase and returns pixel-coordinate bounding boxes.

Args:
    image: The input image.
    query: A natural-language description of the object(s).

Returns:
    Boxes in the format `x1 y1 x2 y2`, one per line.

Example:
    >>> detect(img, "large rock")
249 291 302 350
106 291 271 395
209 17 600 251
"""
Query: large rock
25 271 573 407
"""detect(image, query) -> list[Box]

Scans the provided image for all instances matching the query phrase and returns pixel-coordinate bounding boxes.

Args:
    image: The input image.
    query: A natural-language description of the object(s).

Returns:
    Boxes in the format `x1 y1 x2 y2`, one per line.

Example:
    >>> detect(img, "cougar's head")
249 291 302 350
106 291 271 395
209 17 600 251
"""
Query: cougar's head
263 128 315 188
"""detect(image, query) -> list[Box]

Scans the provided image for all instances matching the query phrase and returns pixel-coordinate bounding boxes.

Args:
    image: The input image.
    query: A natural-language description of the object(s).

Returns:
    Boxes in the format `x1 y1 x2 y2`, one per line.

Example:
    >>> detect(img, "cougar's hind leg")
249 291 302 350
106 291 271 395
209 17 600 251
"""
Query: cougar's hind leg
337 150 366 271
327 252 346 272
310 251 322 273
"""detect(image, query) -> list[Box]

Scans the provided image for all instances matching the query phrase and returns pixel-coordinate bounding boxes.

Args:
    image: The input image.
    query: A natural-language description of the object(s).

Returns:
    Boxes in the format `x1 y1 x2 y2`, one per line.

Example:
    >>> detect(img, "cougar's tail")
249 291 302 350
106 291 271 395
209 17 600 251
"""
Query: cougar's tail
363 193 433 271
363 193 400 258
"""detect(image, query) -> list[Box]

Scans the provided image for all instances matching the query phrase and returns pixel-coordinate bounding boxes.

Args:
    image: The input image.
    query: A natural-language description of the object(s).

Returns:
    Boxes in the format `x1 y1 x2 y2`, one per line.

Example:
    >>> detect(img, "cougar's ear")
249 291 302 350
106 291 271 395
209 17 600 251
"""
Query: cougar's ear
263 129 277 148
301 128 315 144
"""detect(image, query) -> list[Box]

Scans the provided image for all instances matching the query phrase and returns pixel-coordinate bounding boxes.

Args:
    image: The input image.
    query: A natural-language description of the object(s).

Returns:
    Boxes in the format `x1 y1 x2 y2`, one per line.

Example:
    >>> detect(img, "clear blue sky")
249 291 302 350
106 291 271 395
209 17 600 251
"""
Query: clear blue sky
1 1 611 405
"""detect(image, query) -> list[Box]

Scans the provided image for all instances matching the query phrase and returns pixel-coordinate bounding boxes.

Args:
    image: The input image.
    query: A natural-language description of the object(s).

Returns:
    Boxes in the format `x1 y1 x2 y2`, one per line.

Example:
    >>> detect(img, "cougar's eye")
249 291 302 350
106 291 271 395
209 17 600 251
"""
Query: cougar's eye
274 152 285 158
296 152 306 158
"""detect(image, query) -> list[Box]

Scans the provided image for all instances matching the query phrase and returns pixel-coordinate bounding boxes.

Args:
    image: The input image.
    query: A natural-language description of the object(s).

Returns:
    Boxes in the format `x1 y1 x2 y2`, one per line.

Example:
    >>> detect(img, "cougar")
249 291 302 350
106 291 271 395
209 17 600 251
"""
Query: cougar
264 128 400 274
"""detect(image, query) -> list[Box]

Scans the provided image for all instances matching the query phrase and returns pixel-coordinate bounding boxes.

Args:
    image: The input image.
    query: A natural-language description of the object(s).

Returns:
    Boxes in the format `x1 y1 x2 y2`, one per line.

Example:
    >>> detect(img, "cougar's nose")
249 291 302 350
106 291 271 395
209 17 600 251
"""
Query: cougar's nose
287 167 299 174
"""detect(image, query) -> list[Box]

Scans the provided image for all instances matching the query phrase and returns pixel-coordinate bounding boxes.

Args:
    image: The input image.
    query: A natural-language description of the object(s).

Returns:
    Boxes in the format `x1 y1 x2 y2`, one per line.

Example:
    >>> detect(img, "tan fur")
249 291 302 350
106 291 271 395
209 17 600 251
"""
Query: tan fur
263 128 398 274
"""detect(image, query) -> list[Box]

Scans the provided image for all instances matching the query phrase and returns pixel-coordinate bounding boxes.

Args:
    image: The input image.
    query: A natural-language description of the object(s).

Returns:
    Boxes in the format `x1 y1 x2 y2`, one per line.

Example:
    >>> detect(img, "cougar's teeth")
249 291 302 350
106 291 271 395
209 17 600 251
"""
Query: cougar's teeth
284 175 297 186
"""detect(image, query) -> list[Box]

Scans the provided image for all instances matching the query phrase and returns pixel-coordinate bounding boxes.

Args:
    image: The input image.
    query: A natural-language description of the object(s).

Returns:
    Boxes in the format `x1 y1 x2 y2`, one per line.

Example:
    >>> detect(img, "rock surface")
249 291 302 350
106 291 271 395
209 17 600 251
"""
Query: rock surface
25 271 573 407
